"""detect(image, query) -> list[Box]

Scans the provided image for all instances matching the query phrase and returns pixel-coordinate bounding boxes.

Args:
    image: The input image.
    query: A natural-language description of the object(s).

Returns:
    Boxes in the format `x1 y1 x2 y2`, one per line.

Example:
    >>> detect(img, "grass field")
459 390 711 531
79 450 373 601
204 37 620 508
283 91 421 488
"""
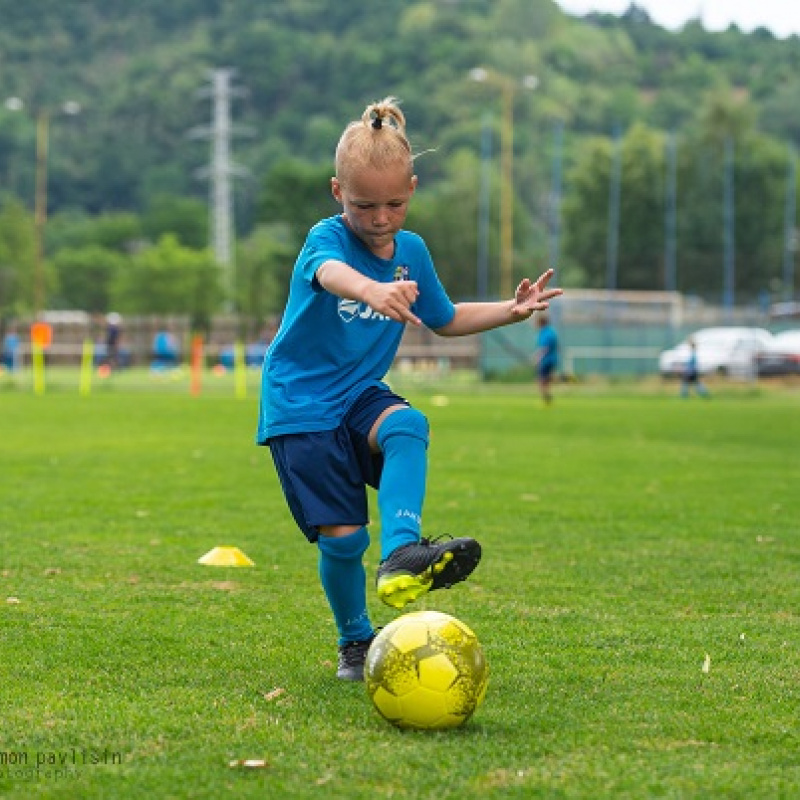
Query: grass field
1 372 799 798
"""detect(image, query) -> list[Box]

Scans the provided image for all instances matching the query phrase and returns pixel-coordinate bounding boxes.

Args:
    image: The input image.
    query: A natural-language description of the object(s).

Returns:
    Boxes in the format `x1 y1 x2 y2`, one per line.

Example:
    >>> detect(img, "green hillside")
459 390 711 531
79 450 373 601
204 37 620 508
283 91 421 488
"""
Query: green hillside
0 0 797 317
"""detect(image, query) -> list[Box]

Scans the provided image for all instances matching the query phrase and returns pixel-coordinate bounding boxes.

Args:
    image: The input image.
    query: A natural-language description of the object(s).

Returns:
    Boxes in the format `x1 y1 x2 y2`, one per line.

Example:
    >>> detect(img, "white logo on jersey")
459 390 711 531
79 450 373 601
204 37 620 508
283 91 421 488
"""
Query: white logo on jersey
338 298 388 323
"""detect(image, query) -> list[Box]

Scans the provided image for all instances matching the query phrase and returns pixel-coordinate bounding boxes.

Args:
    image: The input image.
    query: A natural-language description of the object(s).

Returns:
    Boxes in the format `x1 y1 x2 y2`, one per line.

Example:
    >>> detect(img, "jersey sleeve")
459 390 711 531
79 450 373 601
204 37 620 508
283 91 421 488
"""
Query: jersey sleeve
297 219 346 287
408 237 456 330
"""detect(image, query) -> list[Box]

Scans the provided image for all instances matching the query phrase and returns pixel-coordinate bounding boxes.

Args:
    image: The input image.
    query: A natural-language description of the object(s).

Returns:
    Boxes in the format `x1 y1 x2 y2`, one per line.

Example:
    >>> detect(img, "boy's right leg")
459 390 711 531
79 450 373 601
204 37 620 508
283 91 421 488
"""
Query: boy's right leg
317 527 376 681
268 433 377 681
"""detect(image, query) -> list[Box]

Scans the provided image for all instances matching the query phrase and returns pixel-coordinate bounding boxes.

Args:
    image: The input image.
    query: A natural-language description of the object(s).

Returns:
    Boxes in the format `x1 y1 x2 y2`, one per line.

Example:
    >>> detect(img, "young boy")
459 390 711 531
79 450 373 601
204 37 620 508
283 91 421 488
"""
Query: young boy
257 97 562 680
533 313 559 405
681 338 709 398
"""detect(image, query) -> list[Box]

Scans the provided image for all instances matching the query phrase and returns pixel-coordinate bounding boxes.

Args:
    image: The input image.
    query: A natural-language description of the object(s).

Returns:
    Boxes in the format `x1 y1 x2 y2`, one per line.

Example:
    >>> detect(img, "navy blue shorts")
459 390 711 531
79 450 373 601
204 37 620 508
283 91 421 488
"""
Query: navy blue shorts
538 361 556 380
267 387 409 542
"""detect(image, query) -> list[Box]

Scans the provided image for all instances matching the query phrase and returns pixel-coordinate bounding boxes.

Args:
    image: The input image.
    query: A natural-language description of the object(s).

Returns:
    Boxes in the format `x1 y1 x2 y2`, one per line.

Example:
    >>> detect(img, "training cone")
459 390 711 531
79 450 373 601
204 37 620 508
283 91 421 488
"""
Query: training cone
198 546 255 567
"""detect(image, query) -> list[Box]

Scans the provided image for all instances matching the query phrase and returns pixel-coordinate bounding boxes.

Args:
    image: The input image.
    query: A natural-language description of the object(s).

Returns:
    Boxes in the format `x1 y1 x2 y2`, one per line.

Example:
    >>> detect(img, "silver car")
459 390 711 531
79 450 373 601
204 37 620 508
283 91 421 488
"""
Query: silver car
659 327 774 379
755 330 800 376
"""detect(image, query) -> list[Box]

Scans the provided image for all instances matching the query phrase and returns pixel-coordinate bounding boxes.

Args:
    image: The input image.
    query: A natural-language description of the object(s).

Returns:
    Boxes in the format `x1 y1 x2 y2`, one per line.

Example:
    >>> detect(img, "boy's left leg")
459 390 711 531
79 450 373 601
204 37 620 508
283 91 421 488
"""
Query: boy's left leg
373 407 481 610
374 407 428 560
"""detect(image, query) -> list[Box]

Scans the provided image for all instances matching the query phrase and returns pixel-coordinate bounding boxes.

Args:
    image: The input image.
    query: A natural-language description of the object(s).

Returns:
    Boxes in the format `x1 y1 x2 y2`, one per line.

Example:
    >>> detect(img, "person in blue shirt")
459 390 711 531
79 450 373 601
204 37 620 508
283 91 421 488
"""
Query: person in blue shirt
681 338 709 398
257 97 562 681
533 314 559 405
151 326 179 371
2 326 20 371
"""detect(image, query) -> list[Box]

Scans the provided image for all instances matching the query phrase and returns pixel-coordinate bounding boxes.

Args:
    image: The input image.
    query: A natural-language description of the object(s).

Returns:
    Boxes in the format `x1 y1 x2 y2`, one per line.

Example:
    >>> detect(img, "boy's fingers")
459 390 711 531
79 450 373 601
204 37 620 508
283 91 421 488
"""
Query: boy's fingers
393 303 421 325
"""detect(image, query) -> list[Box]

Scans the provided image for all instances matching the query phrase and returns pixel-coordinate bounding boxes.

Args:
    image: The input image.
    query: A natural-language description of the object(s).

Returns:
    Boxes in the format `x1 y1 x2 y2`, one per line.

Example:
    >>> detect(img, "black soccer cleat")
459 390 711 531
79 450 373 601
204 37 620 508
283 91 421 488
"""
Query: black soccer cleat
337 634 377 681
376 535 482 610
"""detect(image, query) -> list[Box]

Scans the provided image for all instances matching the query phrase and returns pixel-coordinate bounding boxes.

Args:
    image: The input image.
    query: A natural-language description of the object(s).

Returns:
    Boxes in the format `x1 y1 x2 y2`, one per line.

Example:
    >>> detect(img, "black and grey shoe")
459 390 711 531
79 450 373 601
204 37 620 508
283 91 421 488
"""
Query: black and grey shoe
376 535 481 610
337 635 376 681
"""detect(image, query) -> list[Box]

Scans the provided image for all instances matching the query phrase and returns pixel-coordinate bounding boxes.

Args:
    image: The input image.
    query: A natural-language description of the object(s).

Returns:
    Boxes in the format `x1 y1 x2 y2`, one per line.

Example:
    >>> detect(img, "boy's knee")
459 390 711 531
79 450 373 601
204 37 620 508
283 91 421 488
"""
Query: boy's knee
376 407 429 450
317 527 370 560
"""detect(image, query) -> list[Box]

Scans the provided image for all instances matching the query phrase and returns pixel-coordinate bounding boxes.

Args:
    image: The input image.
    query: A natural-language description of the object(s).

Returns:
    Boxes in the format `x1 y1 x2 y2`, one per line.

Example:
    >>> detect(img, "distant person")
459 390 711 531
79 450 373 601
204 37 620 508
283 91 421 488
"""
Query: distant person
256 96 562 682
681 338 709 398
105 312 123 369
2 326 19 371
533 314 559 405
151 326 179 371
246 323 277 367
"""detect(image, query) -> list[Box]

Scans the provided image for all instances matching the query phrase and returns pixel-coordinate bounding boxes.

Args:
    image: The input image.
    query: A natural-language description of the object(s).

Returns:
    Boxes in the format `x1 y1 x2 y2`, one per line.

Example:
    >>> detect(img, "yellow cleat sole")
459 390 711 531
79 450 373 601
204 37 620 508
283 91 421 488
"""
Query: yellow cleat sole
376 575 430 610
376 552 454 610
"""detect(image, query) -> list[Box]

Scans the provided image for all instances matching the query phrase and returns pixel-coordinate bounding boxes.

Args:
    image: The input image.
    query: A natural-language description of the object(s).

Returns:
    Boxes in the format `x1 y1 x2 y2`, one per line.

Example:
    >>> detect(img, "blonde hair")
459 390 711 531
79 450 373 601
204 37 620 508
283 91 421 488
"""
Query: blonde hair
334 96 414 186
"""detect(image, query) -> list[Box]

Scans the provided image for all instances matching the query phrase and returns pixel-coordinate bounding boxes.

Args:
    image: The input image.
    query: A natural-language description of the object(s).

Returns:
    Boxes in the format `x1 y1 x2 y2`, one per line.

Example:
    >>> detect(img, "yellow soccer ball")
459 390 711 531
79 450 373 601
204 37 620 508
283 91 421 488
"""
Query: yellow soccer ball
365 611 488 730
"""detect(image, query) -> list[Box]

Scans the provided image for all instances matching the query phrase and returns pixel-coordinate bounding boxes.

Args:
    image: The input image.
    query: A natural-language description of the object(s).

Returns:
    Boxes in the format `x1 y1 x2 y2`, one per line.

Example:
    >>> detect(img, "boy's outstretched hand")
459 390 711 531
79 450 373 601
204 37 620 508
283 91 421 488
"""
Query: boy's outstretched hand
511 269 563 319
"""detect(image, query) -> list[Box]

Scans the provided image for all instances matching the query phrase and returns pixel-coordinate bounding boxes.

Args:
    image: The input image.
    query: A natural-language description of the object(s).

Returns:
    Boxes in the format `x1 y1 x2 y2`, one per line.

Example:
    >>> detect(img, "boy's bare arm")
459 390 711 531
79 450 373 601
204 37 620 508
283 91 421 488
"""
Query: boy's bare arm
435 269 562 337
316 260 421 325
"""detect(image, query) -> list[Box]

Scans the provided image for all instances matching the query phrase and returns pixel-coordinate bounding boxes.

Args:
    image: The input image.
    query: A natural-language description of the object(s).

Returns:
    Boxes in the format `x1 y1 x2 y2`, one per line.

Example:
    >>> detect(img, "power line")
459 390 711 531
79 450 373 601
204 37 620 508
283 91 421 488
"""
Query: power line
189 68 251 311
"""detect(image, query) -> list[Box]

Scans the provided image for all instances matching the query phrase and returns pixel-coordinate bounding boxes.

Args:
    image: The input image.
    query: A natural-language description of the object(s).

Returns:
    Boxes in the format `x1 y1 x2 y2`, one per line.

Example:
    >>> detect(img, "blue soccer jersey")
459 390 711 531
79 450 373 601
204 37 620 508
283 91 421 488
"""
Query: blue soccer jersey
537 325 558 370
256 216 456 442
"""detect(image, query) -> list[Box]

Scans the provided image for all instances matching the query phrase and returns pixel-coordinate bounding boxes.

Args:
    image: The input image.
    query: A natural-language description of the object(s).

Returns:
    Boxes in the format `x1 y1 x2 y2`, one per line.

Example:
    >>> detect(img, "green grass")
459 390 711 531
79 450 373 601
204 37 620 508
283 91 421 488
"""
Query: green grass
1 376 799 798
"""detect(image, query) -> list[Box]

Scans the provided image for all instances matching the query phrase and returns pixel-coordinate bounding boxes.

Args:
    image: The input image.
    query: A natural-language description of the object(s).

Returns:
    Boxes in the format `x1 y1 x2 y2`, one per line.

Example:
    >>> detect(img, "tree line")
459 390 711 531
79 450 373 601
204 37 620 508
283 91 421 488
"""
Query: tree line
0 0 797 328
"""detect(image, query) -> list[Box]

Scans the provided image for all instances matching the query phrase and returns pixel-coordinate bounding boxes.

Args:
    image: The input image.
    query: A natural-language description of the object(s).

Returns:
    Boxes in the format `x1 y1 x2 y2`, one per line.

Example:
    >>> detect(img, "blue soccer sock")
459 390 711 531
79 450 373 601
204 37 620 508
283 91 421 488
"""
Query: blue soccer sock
317 527 373 645
376 408 429 561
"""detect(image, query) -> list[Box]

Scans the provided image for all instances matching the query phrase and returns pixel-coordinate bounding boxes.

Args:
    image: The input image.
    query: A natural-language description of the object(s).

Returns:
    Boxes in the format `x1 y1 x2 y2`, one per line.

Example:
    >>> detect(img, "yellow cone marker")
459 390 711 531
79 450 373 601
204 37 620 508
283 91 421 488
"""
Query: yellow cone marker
198 546 255 567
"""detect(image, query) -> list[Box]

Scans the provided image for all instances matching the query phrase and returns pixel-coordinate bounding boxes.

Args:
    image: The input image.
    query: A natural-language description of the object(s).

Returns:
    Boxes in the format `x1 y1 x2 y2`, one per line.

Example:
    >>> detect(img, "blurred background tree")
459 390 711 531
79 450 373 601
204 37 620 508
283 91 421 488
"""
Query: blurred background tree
0 0 796 316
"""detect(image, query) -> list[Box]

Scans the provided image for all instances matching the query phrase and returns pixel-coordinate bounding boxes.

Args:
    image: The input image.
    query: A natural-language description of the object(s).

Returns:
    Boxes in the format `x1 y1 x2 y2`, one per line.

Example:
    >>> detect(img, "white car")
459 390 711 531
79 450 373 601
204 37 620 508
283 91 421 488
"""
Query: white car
659 327 774 378
756 329 800 376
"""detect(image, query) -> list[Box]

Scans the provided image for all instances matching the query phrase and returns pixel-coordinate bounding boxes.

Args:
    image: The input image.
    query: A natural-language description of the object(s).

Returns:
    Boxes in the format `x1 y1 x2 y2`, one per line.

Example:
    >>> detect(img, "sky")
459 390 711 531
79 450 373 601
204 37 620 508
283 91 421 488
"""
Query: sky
554 0 800 39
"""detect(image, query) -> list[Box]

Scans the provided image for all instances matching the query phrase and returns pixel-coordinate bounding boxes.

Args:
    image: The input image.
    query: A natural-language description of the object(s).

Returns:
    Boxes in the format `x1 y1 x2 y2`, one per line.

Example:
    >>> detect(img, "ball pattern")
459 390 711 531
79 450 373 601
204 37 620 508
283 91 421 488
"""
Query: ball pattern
365 610 488 730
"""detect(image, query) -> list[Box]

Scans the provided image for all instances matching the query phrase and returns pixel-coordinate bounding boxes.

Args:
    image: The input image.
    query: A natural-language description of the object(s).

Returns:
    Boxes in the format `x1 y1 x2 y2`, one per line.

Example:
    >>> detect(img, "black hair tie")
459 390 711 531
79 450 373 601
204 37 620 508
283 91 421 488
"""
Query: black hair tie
371 115 383 130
